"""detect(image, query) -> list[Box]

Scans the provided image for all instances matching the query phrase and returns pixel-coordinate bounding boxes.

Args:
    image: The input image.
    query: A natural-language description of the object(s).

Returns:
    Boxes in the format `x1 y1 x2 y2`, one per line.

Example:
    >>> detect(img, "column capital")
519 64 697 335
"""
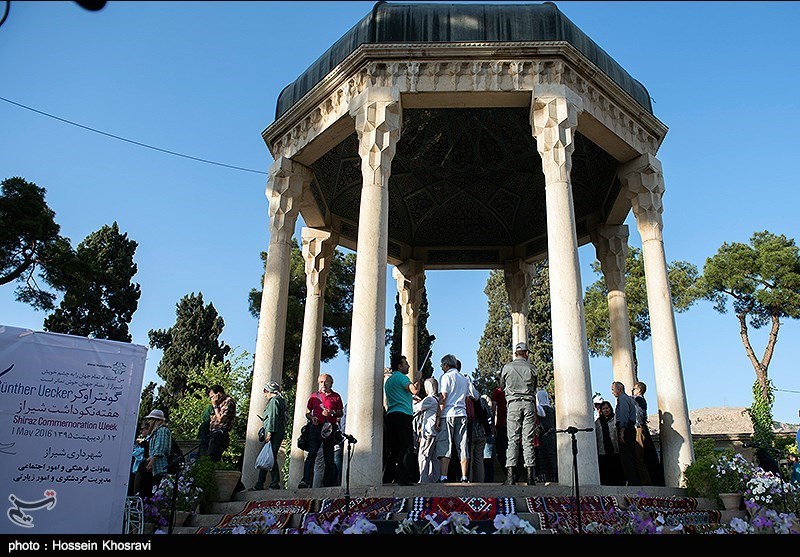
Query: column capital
503 259 534 316
301 228 338 298
593 224 629 292
266 157 313 245
393 260 425 326
530 87 583 183
349 87 402 193
618 154 665 242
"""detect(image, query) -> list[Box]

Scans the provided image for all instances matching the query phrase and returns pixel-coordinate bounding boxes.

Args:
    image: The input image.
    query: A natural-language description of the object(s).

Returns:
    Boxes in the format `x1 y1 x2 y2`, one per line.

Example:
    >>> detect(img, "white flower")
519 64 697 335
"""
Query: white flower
729 517 751 533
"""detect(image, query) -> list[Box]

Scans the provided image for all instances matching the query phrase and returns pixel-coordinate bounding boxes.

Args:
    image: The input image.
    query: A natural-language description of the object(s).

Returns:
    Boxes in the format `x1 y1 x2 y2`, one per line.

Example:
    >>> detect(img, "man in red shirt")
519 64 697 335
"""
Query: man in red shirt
298 373 344 488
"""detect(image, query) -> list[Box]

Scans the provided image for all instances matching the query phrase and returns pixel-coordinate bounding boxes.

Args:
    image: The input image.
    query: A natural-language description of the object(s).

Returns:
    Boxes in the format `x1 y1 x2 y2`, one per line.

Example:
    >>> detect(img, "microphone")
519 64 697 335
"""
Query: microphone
555 426 594 435
342 433 357 444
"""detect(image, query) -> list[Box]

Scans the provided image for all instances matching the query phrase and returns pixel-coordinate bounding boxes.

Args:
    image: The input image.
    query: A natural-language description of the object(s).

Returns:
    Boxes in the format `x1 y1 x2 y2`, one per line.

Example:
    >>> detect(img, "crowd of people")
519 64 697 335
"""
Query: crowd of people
130 365 800 494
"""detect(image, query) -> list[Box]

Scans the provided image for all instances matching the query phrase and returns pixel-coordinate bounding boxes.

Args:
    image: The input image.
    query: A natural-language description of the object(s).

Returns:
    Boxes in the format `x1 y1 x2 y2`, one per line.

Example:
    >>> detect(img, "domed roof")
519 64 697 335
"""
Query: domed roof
275 2 653 118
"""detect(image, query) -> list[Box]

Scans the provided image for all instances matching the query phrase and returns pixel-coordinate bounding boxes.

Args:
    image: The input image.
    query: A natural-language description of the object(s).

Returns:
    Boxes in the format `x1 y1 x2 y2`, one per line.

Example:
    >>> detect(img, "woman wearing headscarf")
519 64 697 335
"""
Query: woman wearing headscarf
534 389 558 483
594 400 625 486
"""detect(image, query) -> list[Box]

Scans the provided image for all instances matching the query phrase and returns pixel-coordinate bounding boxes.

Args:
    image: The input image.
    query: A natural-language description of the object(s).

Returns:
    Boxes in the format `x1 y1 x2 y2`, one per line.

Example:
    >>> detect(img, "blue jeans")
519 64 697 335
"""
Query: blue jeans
301 423 336 487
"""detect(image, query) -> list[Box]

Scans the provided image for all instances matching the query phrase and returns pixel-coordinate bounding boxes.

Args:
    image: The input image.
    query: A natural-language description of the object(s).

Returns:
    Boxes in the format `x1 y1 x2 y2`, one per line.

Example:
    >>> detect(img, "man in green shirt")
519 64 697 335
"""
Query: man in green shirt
383 354 421 485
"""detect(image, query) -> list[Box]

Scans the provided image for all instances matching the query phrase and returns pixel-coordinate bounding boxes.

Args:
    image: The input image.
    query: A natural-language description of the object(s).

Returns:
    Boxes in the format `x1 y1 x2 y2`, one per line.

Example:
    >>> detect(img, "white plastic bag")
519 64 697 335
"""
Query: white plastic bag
255 440 274 470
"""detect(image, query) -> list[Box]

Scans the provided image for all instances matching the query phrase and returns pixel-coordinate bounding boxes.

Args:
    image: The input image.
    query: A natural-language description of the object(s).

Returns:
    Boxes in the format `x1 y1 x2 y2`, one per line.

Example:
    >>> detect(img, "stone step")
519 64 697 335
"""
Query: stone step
168 485 734 534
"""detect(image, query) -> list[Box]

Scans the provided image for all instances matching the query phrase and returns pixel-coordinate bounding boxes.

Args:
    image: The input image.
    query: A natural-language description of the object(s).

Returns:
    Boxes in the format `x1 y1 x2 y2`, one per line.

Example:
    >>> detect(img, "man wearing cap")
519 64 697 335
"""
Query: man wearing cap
143 409 172 496
500 342 538 485
250 382 287 491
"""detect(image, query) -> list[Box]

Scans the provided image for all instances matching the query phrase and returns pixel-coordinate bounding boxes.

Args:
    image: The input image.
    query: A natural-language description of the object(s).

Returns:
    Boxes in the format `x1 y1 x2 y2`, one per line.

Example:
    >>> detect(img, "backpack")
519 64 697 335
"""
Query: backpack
167 437 185 475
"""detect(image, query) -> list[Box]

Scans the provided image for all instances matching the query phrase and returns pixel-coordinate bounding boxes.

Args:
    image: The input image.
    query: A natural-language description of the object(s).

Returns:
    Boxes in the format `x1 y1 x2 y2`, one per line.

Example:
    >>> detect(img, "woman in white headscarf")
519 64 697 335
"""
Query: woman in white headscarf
413 377 441 483
534 390 558 483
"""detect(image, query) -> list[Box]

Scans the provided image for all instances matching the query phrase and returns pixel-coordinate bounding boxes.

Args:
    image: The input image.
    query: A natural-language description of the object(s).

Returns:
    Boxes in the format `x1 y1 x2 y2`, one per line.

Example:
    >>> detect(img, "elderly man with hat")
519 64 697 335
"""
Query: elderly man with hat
142 409 172 496
499 342 538 485
250 381 287 491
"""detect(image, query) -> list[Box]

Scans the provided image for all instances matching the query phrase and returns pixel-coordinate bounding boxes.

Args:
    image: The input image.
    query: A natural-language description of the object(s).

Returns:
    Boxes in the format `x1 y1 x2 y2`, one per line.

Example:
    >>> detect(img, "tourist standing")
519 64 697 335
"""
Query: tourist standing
436 354 477 483
299 373 344 488
208 384 236 462
383 354 421 486
250 382 287 491
414 377 441 483
500 342 538 485
611 381 640 486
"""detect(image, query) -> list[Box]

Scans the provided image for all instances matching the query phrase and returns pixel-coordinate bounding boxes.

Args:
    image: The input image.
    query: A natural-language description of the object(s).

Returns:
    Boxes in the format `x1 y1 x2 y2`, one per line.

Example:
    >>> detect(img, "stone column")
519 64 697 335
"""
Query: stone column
242 157 312 488
392 259 425 378
593 224 636 389
504 259 534 353
619 153 693 487
531 85 600 486
287 228 338 488
345 86 402 488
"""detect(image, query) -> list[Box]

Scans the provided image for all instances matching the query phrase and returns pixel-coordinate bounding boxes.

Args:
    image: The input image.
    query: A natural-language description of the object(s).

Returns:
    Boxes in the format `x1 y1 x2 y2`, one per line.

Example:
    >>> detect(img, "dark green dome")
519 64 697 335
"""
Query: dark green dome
275 2 653 118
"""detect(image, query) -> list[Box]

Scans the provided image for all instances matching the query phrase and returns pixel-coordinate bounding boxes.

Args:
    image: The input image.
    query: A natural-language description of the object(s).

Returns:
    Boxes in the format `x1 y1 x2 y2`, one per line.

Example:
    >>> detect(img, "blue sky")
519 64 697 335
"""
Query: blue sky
1 1 798 424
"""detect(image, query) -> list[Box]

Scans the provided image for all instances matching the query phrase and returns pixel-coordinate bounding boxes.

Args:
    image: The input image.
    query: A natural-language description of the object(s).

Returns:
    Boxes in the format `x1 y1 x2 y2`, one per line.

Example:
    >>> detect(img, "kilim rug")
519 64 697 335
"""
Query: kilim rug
407 497 515 522
196 498 312 534
526 496 620 514
301 497 406 528
653 509 722 528
625 495 699 512
537 510 621 533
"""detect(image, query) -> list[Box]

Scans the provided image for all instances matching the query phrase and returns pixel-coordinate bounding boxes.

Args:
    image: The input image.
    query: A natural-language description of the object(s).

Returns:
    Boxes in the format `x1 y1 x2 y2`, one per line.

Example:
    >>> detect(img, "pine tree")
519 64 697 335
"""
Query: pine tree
475 263 553 397
248 240 356 388
583 245 699 379
149 292 231 409
43 222 140 342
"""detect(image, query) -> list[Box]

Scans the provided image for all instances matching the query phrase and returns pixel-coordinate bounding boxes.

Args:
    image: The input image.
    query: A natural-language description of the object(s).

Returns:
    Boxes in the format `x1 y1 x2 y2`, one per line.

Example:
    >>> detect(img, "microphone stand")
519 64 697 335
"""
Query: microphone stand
343 436 356 522
555 427 593 533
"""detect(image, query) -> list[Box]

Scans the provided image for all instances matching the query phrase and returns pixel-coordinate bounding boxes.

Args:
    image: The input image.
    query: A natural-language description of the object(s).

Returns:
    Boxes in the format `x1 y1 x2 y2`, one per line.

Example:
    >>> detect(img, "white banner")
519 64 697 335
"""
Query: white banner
0 325 146 534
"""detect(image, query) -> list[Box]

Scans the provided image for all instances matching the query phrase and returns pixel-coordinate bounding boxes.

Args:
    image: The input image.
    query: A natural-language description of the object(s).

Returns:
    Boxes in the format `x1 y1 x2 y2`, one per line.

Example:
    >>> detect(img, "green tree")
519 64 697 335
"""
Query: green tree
169 349 252 442
389 287 435 381
43 222 141 342
700 230 800 447
475 262 554 397
149 292 231 410
248 240 356 389
583 246 700 378
0 176 74 310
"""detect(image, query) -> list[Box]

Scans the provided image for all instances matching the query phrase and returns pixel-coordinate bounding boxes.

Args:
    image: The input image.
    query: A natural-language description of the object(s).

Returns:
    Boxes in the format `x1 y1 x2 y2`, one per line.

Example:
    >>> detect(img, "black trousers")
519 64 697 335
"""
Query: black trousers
618 422 641 486
383 411 415 485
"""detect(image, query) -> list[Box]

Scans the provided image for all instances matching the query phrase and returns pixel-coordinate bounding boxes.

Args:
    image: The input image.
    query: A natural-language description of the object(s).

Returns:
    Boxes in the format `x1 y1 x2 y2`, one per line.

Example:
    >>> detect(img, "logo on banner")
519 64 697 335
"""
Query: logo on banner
111 361 126 375
7 490 57 528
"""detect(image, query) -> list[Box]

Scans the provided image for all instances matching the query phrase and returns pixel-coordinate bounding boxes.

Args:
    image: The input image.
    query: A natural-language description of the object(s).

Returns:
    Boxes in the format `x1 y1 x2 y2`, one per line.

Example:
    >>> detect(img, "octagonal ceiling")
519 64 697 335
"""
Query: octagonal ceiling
309 106 620 260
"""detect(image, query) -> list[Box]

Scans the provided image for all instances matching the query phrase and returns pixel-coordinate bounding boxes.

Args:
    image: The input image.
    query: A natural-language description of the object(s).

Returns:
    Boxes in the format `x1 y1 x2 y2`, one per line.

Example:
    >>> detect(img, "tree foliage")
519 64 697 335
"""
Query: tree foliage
43 222 141 342
0 176 74 310
169 349 252 443
583 245 700 377
700 230 800 442
248 240 356 389
389 287 435 381
149 292 231 410
475 262 554 397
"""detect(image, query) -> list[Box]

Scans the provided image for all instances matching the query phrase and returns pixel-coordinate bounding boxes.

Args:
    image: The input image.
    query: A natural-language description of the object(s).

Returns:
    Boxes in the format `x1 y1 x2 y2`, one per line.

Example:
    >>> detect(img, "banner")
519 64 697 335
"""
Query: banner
0 325 147 534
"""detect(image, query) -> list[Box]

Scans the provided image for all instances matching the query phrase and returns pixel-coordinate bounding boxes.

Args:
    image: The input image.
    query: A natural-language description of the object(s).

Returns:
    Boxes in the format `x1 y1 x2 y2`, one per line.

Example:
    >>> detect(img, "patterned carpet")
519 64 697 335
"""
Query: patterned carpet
408 497 515 522
624 495 698 511
196 499 312 534
301 497 406 528
526 495 620 514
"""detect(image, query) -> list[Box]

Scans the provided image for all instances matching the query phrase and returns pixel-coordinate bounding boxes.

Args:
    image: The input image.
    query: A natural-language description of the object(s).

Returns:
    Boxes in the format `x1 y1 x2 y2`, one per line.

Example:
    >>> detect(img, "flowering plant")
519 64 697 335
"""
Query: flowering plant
729 506 800 534
492 513 536 534
231 511 378 534
142 463 204 529
583 501 685 535
744 471 800 514
395 512 478 534
714 453 755 494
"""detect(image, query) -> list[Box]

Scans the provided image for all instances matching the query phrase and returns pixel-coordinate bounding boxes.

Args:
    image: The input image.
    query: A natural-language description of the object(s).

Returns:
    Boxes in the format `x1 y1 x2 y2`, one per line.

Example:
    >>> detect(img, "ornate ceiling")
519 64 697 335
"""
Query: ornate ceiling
310 107 619 261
